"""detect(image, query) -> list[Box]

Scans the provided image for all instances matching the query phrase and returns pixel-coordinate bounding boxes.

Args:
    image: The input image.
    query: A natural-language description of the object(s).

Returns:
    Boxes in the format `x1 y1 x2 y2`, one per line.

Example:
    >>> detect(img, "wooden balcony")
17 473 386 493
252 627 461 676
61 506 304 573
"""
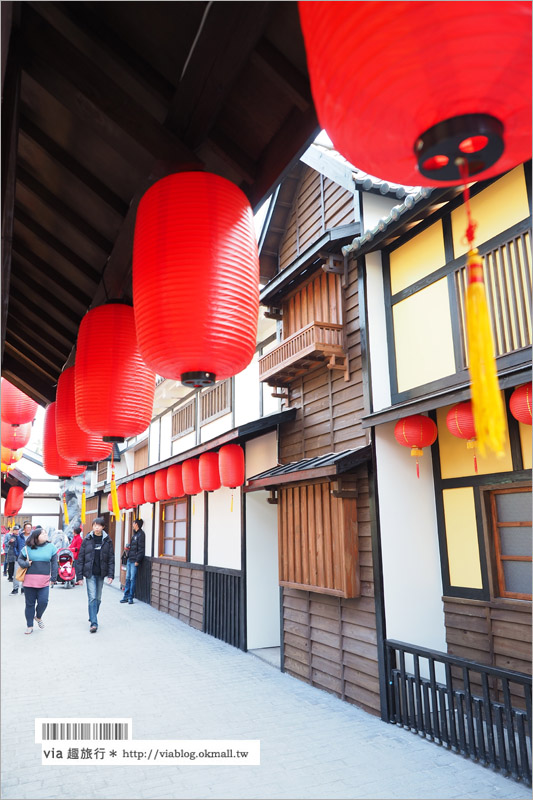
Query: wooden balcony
259 321 348 387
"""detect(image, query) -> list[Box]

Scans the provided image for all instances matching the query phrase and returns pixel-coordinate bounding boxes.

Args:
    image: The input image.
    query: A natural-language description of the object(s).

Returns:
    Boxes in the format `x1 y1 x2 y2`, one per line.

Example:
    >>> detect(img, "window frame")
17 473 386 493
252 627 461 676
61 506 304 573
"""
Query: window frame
489 485 532 601
159 498 189 562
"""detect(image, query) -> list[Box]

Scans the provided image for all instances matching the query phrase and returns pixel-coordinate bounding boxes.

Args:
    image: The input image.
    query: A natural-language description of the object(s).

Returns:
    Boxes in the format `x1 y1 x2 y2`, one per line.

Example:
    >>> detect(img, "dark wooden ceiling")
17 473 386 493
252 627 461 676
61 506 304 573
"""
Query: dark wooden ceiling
1 1 320 406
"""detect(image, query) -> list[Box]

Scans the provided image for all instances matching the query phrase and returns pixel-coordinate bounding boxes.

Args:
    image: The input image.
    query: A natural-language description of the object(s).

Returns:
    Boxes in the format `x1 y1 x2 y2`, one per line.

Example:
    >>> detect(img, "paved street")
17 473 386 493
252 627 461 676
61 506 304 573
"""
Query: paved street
1 573 530 800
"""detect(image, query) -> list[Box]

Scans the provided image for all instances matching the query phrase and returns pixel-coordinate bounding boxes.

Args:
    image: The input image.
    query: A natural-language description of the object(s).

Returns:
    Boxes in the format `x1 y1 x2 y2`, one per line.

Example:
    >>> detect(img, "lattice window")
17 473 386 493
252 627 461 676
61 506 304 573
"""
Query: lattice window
172 399 196 438
200 380 231 425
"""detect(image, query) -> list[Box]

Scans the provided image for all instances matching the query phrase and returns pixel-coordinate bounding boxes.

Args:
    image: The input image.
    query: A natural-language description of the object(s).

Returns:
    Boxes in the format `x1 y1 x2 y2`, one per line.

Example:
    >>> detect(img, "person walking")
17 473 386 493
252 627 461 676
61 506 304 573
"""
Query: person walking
6 526 20 584
12 522 32 595
76 517 114 633
120 518 145 605
16 526 58 634
69 526 83 581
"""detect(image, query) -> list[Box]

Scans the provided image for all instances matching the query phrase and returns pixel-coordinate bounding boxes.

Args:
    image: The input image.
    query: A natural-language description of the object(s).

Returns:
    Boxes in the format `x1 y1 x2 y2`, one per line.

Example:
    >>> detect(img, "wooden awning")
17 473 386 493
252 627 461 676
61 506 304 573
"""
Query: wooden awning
245 445 371 491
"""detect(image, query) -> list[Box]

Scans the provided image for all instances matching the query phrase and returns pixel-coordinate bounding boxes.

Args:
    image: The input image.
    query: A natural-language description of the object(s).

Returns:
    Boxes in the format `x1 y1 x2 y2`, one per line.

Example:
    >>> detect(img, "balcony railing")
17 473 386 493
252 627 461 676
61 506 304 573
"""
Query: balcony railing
258 321 347 386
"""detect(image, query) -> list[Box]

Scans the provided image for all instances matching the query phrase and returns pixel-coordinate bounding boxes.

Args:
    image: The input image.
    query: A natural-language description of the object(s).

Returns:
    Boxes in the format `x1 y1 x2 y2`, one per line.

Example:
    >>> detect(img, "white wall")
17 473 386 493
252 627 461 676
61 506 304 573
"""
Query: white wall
365 250 392 412
361 193 400 232
375 423 447 653
172 431 196 457
160 412 172 461
207 487 241 570
245 431 278 479
190 493 205 564
246 490 280 649
234 354 260 426
200 413 232 443
149 419 160 465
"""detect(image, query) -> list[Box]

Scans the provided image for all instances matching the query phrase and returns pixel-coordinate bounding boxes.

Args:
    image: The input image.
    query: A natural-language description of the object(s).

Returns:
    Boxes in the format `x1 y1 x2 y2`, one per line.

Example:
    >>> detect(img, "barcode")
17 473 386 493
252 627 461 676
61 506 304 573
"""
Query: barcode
42 722 129 741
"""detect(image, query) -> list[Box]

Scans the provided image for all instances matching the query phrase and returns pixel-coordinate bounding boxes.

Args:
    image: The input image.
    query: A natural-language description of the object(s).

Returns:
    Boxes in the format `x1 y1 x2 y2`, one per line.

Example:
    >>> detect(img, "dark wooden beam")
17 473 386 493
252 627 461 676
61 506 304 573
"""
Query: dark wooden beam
3 341 57 384
7 315 70 362
10 272 82 326
1 353 56 405
14 207 100 286
21 6 201 169
11 250 89 312
9 287 75 344
250 38 312 112
204 131 257 185
5 326 64 373
17 163 113 254
165 2 270 147
19 113 129 217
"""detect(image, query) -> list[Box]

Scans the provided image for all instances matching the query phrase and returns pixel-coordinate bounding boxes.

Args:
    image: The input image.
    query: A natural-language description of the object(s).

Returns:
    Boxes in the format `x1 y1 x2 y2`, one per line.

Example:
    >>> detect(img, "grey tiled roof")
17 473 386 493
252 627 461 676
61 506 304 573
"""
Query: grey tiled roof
248 446 371 482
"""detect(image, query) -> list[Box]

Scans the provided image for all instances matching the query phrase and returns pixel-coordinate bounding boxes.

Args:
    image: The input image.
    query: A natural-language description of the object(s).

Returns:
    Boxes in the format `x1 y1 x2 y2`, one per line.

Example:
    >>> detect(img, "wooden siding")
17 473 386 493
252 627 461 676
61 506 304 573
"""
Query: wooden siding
283 271 343 337
279 481 359 598
279 167 355 272
151 561 204 630
281 465 379 715
134 444 148 472
280 261 366 461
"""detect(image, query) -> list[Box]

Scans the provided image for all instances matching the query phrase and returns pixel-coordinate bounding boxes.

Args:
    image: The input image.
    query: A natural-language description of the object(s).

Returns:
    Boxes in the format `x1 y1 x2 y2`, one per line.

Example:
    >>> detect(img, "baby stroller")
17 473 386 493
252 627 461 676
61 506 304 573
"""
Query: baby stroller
56 548 76 588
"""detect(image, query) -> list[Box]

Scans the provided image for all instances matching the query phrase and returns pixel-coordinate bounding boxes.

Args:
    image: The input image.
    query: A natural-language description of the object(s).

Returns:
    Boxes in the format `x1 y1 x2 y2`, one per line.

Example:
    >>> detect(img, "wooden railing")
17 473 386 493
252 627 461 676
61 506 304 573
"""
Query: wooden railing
259 321 345 385
386 639 532 785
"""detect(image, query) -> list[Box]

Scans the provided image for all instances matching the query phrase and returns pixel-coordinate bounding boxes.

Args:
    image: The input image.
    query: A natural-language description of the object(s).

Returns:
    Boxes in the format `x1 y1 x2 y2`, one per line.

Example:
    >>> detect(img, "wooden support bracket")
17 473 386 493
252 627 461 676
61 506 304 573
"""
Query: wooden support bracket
266 489 278 504
326 354 350 382
321 255 344 275
271 389 289 400
329 477 358 499
264 309 283 320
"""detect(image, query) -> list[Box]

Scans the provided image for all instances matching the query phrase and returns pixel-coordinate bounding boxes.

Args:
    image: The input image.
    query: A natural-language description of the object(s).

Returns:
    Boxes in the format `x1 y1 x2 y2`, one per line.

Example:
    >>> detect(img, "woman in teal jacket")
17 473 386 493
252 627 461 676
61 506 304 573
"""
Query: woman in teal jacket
17 526 58 635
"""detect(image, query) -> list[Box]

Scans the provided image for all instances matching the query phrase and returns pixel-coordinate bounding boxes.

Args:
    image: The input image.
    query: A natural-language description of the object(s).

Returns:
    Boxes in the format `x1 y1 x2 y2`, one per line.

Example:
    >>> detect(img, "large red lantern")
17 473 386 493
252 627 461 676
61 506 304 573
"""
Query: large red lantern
1 379 38 425
125 481 135 509
144 473 157 503
56 367 112 465
132 477 145 506
75 303 156 442
446 401 479 472
298 2 532 186
394 414 437 478
42 403 85 478
182 458 201 495
1 421 32 450
510 383 532 425
4 485 24 517
133 172 260 388
167 464 184 499
199 452 220 492
154 468 171 501
117 483 128 510
218 444 245 488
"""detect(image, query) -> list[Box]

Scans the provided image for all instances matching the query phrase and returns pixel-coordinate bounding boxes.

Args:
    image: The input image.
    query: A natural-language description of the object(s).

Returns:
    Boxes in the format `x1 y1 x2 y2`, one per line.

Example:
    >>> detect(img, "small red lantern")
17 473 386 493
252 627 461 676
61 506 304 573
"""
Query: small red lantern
298 1 532 186
4 485 24 516
133 172 260 388
394 414 437 478
56 367 112 464
1 421 32 450
117 483 128 510
132 477 145 506
1 378 38 424
154 468 171 501
218 444 245 488
446 401 479 472
182 458 201 495
75 303 156 442
144 473 157 504
1 445 23 466
43 403 85 478
125 481 135 509
199 452 220 492
510 383 532 425
167 464 184 499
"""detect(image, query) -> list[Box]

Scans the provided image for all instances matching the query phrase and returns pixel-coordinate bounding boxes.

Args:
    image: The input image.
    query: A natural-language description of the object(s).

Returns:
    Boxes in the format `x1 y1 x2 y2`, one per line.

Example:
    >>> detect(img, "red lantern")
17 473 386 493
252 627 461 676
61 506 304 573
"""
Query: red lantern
182 458 201 495
167 464 184 499
1 421 32 450
394 414 437 477
298 2 532 186
133 172 260 388
199 452 220 492
132 477 145 506
510 383 532 425
4 485 24 516
125 481 135 509
75 303 156 442
1 445 23 466
218 444 245 488
144 473 157 504
43 403 85 478
56 367 112 464
446 401 479 472
154 468 171 501
117 483 128 510
1 378 38 424
107 493 115 514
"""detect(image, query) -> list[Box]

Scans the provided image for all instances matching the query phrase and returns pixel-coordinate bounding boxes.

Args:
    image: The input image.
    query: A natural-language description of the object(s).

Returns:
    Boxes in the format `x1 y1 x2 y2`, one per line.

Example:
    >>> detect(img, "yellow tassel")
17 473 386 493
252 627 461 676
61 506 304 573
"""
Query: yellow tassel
81 484 86 524
230 493 234 513
110 477 121 519
465 249 506 456
63 494 69 526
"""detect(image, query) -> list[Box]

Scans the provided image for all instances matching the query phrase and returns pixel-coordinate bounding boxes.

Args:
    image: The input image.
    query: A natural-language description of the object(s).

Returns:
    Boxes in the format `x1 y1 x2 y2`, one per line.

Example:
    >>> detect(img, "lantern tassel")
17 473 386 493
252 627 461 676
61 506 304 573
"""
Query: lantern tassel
110 454 121 520
416 460 420 480
230 493 234 512
465 248 506 457
81 480 86 524
63 493 69 526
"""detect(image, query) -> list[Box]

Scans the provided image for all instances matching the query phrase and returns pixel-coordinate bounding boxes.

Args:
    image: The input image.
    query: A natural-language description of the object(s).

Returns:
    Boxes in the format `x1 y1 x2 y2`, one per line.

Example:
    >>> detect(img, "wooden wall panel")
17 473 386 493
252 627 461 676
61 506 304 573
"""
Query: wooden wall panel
151 561 204 630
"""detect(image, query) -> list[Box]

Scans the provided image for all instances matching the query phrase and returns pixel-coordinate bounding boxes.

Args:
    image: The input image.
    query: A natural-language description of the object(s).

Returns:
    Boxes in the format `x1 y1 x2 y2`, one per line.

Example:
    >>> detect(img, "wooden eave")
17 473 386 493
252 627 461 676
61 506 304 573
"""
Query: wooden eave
245 445 372 491
1 1 320 406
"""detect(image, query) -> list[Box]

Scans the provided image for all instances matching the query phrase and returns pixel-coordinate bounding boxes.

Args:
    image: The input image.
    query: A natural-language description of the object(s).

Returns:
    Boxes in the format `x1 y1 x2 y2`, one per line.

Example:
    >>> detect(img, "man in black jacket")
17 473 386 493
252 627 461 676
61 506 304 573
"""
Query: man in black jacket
76 517 114 633
120 518 145 605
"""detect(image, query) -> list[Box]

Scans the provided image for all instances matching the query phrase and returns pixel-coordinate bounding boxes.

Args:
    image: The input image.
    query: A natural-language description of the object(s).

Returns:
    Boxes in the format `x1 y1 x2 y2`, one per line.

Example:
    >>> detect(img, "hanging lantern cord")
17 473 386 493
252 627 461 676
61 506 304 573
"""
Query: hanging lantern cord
457 159 478 247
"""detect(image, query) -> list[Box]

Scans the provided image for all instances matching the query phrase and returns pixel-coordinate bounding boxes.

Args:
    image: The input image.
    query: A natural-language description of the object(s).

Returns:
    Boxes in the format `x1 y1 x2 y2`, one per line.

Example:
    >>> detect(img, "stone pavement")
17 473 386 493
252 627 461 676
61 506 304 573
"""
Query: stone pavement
1 573 530 800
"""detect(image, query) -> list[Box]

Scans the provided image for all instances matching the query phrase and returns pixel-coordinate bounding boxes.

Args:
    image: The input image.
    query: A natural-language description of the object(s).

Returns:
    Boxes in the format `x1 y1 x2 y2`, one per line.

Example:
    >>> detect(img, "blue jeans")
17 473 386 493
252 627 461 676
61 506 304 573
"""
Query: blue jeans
86 575 105 627
24 585 49 628
124 561 138 600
